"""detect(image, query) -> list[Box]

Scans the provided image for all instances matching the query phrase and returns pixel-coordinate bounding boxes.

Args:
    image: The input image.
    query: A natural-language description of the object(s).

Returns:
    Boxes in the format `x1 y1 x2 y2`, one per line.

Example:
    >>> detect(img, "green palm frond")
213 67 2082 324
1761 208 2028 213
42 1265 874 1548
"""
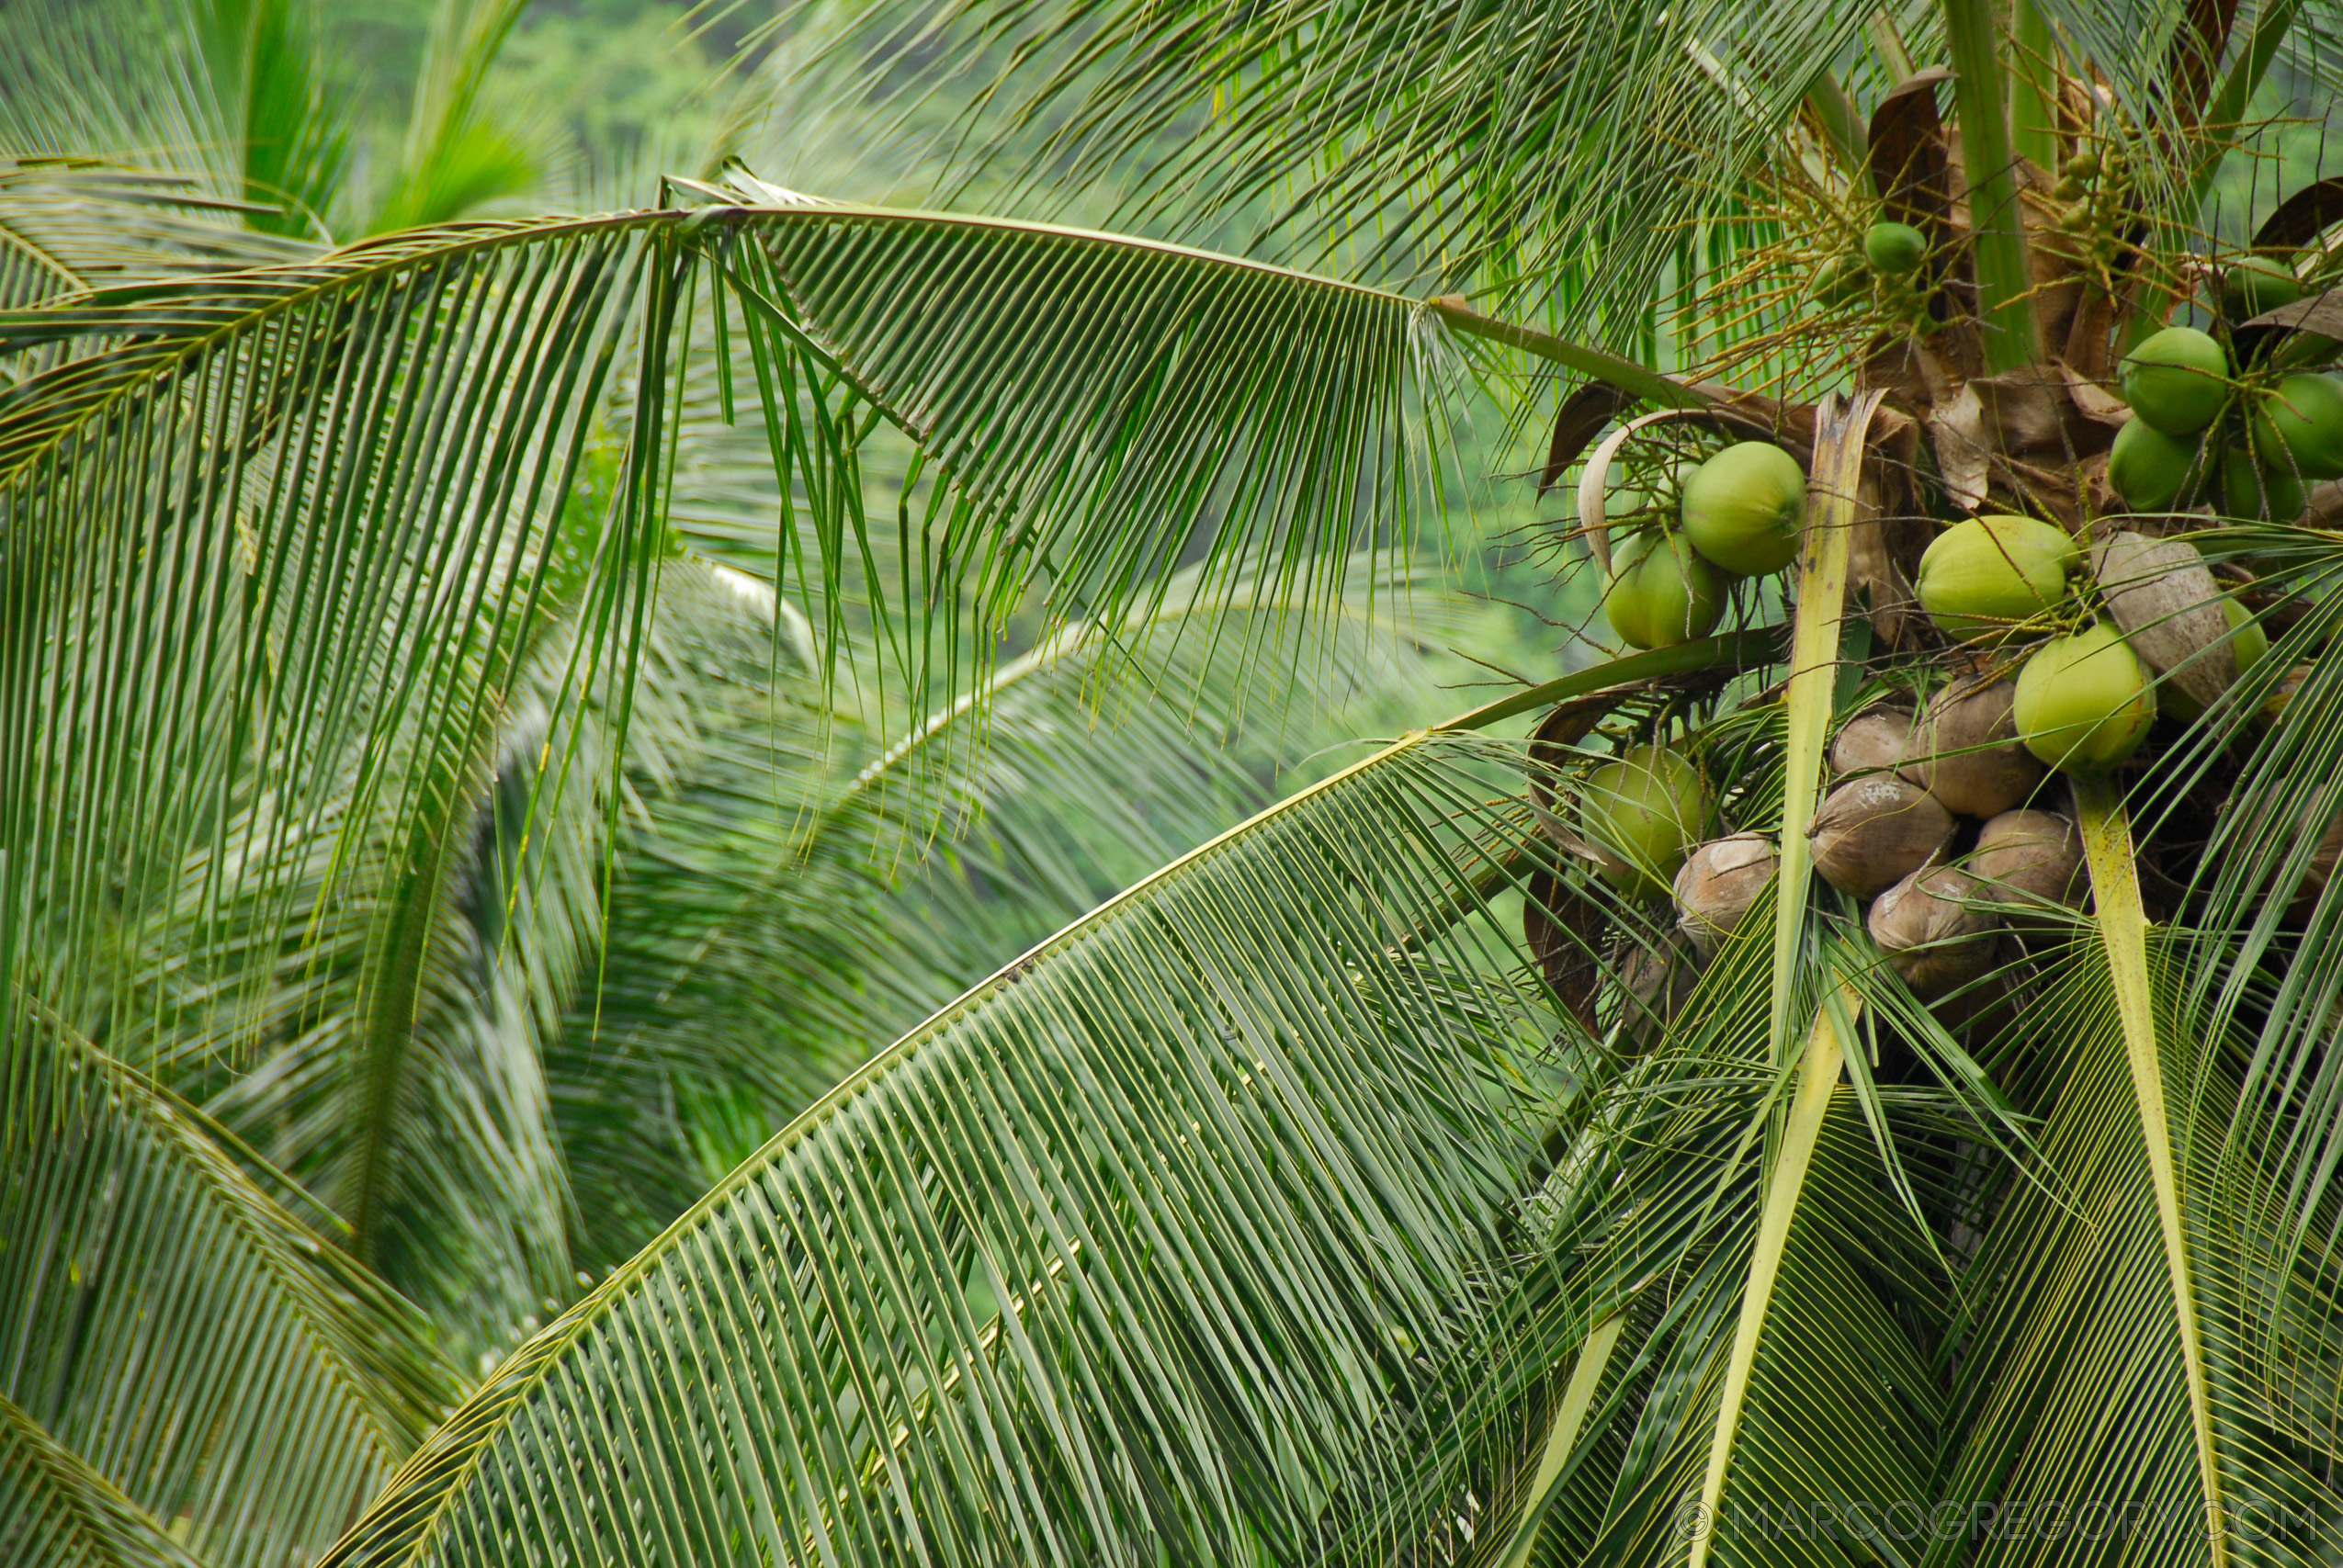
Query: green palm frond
0 1394 208 1568
799 0 2342 337
789 0 1876 321
164 550 818 1355
321 725 1565 1566
0 0 346 241
0 195 1466 1089
0 1011 452 1568
1932 942 2342 1566
548 563 1452 1273
0 160 314 315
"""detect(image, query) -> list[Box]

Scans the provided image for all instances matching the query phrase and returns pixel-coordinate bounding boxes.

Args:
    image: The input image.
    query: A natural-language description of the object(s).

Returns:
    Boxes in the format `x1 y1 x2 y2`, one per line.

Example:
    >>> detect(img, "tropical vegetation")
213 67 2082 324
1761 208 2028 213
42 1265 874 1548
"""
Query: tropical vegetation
7 0 2343 1565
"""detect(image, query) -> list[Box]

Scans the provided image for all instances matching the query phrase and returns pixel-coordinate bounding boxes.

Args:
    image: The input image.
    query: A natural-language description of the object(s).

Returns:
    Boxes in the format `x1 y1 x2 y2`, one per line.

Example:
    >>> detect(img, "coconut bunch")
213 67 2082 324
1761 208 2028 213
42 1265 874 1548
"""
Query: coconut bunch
1537 49 2343 1041
1597 439 1809 652
2104 307 2343 525
1799 678 2083 1002
1548 735 1790 1048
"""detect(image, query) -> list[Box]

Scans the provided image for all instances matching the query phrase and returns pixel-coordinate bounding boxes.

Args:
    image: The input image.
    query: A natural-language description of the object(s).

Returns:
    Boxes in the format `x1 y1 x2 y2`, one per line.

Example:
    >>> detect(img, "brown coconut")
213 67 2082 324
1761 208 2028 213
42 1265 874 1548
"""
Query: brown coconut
1829 705 1916 779
1809 775 1957 899
2090 530 2235 715
1617 936 1701 1052
2264 663 2314 724
1899 674 2044 818
1869 864 2000 998
1673 833 1779 955
1968 809 2085 922
2287 806 2343 923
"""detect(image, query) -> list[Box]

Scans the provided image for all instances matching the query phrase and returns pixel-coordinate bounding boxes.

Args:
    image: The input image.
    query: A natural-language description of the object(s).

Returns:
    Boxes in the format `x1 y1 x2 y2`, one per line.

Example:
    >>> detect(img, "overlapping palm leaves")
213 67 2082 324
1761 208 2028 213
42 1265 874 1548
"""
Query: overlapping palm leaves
13 0 2343 1565
0 166 1465 1559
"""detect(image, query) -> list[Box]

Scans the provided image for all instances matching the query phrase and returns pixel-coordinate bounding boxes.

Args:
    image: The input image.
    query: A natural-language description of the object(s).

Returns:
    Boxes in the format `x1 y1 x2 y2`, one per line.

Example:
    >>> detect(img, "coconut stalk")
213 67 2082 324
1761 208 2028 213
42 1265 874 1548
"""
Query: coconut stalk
1771 392 1886 1059
2074 778 2231 1561
1941 0 2041 372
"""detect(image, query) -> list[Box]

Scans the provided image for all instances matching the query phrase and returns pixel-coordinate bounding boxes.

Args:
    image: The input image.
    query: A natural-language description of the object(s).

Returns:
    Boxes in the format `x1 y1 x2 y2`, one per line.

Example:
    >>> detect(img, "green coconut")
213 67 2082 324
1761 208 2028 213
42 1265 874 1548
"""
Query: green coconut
2014 621 2157 773
1680 442 1807 576
2119 326 2232 435
2161 597 2269 720
1606 530 1725 649
2249 372 2343 481
1863 220 1929 276
1811 254 1868 309
1915 514 2079 640
1578 744 1711 895
2223 254 2303 321
2213 441 2308 522
2107 418 2203 513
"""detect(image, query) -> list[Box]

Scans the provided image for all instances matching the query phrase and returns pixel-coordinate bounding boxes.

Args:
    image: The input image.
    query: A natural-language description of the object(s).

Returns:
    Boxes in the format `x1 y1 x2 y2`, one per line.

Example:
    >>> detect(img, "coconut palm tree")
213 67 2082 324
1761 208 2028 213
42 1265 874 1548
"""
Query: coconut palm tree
11 2 2343 1566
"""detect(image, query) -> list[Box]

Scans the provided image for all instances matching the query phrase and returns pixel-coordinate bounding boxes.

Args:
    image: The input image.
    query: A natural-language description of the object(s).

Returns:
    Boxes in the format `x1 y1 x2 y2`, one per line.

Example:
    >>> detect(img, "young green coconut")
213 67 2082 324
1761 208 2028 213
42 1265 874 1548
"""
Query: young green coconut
2250 372 2343 481
2120 326 2232 435
1868 863 2000 998
1915 515 2079 641
1862 220 1929 277
1606 529 1725 649
1808 775 1955 899
1680 441 1806 575
2223 254 2303 321
1968 808 2085 925
2107 419 2204 513
1672 833 1778 956
1578 744 1711 896
1899 674 2044 818
1829 704 1916 778
2015 622 2158 772
2089 531 2236 715
2213 442 2307 524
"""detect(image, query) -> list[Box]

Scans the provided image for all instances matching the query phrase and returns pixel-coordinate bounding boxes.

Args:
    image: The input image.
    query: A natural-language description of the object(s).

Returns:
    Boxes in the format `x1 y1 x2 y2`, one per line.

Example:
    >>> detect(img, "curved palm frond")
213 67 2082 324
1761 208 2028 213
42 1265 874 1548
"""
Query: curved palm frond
0 1393 208 1568
0 194 1461 1088
548 562 1456 1272
791 0 2340 340
0 186 1495 1555
0 159 314 316
0 1010 452 1568
320 724 1565 1566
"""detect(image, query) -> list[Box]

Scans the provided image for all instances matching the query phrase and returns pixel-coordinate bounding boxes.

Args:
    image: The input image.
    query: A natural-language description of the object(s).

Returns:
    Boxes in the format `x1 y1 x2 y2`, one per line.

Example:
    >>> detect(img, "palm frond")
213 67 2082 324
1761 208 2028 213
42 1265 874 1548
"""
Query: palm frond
0 160 313 316
0 1013 452 1568
0 196 1464 1097
323 723 1564 1565
788 0 1873 322
549 562 1451 1272
0 1393 208 1568
1931 941 2341 1566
